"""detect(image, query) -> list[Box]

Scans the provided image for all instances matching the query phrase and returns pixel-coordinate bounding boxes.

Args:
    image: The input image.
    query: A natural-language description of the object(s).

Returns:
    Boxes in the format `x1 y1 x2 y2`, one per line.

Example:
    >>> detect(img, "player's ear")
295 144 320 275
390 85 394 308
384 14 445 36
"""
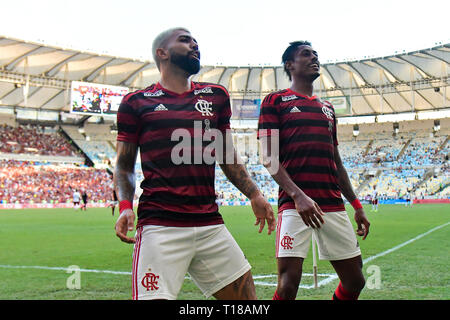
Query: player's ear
285 60 294 74
156 48 169 63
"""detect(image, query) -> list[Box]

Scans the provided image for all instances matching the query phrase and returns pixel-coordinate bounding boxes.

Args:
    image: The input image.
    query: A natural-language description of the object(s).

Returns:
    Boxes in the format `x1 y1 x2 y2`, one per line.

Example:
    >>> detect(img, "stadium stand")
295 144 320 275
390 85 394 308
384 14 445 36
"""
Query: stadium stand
0 119 448 206
62 124 116 165
0 124 78 157
0 159 113 206
0 36 448 207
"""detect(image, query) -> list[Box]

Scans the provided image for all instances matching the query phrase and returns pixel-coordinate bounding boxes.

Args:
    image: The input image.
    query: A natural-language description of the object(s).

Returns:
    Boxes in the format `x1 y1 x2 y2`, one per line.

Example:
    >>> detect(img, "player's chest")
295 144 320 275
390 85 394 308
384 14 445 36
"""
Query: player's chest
279 100 334 124
278 100 336 137
138 96 221 126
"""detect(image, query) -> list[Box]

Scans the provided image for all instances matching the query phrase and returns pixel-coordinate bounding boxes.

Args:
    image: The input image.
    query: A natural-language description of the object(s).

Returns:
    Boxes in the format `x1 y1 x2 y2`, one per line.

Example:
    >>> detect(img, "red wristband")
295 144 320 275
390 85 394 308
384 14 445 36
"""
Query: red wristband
351 198 362 210
119 200 133 214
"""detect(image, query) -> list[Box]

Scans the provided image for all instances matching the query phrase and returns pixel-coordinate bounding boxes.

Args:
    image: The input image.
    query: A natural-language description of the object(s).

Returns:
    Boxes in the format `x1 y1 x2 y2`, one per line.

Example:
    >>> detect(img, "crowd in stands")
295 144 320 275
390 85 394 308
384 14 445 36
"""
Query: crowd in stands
0 122 448 206
76 140 116 162
340 134 448 170
0 124 78 157
61 124 116 166
215 164 278 204
215 132 449 203
0 160 113 204
401 136 448 167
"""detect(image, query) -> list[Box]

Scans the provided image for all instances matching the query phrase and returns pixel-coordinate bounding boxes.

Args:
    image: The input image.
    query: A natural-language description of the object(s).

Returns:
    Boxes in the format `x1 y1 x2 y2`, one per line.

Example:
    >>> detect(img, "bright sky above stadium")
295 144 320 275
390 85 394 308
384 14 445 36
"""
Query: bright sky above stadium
1 0 448 66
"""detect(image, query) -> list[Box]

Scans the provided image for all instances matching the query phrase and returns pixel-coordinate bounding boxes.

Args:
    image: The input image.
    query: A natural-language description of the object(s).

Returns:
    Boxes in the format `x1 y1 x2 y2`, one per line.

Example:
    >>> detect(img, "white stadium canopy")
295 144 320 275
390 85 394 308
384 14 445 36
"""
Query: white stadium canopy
0 35 448 119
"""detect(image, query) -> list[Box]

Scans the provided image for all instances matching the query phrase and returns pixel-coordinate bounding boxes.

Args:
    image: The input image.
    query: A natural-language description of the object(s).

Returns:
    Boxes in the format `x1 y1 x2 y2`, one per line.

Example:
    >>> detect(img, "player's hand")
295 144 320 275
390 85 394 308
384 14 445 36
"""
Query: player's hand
250 192 276 235
293 193 325 228
354 208 370 240
115 208 136 244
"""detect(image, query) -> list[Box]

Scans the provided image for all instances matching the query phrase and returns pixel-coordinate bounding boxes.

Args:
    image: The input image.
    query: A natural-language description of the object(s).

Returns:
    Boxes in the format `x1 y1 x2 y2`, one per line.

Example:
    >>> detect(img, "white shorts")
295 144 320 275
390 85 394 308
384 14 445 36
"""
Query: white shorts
276 209 361 261
132 224 251 300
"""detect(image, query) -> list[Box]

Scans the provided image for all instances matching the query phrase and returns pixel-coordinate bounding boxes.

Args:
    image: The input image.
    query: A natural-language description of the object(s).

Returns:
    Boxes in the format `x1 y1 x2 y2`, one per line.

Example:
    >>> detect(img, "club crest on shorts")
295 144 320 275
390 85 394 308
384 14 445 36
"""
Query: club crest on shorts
141 269 159 291
195 99 213 117
281 233 294 250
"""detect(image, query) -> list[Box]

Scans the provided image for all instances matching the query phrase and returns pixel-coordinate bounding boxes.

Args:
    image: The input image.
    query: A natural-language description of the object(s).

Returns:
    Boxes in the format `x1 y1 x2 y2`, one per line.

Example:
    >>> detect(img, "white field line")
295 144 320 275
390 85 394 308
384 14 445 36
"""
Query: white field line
313 221 450 288
362 221 450 264
0 221 448 289
0 264 131 275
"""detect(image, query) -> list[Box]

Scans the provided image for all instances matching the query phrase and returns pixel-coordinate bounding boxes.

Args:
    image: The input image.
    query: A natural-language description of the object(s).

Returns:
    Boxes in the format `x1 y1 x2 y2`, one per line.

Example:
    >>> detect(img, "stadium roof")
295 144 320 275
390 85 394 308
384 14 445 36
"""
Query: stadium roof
0 35 448 118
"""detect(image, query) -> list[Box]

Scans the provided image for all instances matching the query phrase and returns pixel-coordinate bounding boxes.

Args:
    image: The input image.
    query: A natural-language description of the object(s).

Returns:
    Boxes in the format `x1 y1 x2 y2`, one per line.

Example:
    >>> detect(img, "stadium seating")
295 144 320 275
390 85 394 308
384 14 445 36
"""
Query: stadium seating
0 118 448 206
0 124 78 157
62 124 116 165
0 159 113 205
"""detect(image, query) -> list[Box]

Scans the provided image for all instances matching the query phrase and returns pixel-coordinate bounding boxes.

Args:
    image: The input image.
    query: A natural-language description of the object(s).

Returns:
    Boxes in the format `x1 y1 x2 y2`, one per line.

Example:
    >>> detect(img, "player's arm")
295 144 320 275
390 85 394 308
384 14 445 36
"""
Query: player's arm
114 140 138 243
259 136 324 228
218 132 276 235
334 147 370 239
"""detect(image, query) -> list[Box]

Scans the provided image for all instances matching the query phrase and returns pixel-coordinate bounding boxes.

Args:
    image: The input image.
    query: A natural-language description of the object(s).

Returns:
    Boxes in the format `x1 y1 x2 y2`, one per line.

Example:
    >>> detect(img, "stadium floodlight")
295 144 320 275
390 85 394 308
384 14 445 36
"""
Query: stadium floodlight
78 127 85 134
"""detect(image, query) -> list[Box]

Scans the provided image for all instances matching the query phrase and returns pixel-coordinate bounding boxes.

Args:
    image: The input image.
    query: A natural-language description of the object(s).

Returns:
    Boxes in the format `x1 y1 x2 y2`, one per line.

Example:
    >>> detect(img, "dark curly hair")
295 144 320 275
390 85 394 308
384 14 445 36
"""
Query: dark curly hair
282 41 312 80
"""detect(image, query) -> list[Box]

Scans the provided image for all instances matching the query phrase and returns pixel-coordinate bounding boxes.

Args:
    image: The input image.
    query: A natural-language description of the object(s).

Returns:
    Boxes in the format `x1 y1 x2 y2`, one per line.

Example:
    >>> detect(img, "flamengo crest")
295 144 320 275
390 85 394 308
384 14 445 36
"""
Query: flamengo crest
141 270 159 291
281 234 294 249
195 99 213 116
322 105 334 120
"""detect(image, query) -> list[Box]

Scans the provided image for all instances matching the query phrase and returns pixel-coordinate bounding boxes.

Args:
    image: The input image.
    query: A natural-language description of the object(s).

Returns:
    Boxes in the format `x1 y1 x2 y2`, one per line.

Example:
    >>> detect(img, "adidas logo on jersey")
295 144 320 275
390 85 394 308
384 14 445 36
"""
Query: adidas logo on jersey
290 106 301 113
155 104 168 111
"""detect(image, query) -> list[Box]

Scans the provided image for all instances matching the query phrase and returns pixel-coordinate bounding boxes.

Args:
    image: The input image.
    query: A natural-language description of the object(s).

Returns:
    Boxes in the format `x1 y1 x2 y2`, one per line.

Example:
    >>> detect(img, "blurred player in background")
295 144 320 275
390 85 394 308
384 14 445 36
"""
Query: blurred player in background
114 27 275 300
81 190 88 211
72 189 81 210
371 185 378 212
405 190 413 207
258 41 370 301
110 188 118 216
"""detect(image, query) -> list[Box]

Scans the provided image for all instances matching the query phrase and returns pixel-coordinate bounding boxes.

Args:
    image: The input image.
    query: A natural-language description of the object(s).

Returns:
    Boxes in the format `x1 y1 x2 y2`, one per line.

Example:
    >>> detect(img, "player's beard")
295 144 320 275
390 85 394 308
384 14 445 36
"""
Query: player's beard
309 72 320 82
170 50 201 75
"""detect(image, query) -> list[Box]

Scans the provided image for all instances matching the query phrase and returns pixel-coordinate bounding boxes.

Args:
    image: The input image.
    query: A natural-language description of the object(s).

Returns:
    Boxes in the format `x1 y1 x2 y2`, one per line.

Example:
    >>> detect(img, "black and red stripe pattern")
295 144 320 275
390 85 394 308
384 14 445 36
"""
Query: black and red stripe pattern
117 82 231 227
258 88 345 213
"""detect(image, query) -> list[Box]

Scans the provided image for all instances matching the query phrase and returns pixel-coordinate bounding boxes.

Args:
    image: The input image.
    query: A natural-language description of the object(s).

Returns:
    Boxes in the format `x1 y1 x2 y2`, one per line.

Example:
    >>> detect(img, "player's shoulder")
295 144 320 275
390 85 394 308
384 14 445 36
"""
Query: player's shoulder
320 99 335 110
122 84 162 104
262 89 291 105
193 82 229 97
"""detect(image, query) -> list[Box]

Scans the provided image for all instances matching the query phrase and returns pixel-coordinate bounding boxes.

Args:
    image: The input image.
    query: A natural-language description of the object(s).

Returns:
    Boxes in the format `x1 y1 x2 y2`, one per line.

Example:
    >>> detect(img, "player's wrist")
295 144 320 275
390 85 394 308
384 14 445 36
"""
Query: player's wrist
351 198 362 210
119 200 133 214
291 189 307 202
249 189 264 201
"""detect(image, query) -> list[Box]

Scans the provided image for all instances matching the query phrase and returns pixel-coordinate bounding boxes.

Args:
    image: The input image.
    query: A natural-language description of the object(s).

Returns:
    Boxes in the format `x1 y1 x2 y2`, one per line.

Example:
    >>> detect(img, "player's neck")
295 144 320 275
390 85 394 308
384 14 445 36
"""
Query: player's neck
159 67 192 95
290 79 314 98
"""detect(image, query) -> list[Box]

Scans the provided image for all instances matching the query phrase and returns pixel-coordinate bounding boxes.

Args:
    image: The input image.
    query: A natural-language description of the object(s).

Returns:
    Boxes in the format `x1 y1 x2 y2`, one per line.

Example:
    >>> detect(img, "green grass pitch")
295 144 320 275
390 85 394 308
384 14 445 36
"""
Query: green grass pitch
0 204 448 300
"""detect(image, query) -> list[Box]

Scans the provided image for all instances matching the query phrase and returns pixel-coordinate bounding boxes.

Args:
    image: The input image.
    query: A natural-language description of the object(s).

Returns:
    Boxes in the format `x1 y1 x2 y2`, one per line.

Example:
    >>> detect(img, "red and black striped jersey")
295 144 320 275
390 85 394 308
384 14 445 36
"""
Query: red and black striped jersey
117 81 231 227
258 88 345 213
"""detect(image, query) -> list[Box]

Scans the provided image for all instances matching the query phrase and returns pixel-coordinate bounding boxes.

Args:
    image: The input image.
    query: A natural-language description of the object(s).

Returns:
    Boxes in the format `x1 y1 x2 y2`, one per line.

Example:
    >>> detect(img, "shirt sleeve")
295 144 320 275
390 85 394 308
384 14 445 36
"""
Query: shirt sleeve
332 108 339 147
116 93 140 144
257 93 279 139
217 87 232 133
